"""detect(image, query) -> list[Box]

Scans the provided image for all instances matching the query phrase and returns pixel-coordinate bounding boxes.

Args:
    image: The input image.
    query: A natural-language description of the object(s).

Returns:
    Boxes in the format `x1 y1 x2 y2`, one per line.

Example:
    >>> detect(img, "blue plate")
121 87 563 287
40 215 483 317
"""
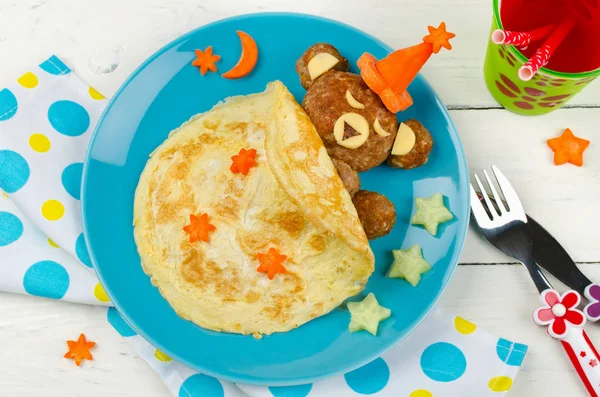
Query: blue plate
82 13 469 385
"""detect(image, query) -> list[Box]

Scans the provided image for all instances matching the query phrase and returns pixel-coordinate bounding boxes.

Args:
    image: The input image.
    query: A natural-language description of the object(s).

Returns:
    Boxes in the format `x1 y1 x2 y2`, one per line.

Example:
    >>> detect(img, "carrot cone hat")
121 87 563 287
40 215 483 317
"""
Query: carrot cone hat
358 22 455 113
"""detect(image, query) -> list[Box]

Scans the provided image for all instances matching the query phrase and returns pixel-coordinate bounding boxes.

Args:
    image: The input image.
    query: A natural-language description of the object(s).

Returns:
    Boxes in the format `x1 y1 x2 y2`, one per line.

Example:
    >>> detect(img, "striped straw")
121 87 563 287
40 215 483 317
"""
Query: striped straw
518 19 576 81
492 24 557 50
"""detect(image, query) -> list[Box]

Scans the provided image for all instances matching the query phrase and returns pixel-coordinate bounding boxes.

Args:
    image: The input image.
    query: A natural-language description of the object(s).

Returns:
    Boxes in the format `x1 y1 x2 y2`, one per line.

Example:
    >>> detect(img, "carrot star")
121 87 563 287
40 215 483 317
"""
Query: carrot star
257 248 287 280
191 46 221 75
547 128 590 167
64 334 96 367
423 22 456 54
230 148 257 176
183 213 216 243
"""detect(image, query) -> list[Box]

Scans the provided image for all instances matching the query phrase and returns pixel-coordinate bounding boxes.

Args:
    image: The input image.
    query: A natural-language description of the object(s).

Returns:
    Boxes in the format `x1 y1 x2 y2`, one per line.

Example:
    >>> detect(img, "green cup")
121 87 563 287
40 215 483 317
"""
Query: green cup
484 0 600 115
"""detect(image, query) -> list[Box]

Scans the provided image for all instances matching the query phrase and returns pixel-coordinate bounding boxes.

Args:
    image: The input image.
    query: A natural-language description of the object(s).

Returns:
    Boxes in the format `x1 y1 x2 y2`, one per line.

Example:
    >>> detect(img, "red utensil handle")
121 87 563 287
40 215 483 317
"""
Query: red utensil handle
561 328 600 397
533 289 600 396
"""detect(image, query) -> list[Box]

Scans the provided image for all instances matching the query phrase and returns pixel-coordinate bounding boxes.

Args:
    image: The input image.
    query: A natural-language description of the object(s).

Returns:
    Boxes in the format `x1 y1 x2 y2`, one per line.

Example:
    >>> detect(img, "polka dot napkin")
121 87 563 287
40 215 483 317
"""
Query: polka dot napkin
0 55 528 397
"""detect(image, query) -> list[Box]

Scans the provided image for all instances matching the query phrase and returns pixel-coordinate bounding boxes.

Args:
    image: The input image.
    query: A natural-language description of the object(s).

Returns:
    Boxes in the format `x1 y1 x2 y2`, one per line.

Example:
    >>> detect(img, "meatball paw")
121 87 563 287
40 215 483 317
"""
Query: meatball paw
387 119 433 169
332 158 360 197
296 43 349 90
352 190 396 239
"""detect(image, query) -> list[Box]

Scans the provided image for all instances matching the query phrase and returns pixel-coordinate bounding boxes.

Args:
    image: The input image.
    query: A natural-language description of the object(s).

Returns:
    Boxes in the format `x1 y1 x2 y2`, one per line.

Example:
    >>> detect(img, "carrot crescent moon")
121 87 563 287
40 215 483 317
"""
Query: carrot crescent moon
222 31 258 79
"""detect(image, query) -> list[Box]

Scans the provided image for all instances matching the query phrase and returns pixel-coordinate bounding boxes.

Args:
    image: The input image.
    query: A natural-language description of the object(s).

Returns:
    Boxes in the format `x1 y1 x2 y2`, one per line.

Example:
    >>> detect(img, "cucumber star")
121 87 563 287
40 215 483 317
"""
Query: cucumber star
388 244 431 286
347 293 391 336
410 192 453 236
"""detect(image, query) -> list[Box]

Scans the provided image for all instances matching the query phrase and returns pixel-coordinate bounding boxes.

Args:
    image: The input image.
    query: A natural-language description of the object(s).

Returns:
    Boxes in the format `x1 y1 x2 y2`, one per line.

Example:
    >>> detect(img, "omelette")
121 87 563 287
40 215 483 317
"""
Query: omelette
133 81 374 336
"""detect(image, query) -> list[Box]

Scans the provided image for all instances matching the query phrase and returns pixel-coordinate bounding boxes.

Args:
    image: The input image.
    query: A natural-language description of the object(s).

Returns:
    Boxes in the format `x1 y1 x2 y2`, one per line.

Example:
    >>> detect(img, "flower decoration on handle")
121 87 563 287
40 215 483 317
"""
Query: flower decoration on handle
584 283 600 322
533 289 586 339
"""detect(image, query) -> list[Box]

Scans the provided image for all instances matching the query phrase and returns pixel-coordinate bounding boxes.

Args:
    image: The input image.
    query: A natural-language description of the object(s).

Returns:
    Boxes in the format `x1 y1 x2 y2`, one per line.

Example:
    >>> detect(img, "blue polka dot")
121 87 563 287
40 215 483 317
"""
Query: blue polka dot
75 232 92 267
61 163 83 200
344 357 389 394
48 100 90 137
496 338 528 367
0 88 18 120
39 55 71 75
0 150 30 194
23 260 70 299
179 373 224 397
107 307 137 337
269 384 313 397
0 211 23 246
0 150 30 193
420 342 467 382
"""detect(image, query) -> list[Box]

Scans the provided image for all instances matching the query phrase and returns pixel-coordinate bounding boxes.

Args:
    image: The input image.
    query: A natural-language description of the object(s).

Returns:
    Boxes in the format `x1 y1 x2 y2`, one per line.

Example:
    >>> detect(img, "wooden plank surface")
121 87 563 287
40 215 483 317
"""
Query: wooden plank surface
457 107 600 263
0 0 598 107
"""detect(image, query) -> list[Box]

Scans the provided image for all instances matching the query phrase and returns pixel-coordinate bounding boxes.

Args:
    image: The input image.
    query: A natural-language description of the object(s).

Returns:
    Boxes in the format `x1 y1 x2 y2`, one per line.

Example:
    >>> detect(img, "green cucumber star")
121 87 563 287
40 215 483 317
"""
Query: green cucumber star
347 293 391 336
410 192 453 236
388 244 431 286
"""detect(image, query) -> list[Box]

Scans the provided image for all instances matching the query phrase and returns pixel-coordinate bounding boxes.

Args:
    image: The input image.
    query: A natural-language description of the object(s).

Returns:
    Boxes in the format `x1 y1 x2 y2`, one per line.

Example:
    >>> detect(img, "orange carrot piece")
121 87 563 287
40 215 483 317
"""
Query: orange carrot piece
191 46 221 75
398 90 413 109
257 248 287 280
547 128 590 166
230 148 257 176
379 88 413 113
375 42 433 95
358 55 387 94
423 22 456 54
64 334 96 367
183 213 216 243
222 31 258 79
357 52 378 71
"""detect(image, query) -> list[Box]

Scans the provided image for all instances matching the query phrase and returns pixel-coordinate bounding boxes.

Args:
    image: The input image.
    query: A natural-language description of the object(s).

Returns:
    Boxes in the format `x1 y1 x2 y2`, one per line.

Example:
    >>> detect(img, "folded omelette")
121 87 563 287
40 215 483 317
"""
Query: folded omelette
133 81 374 336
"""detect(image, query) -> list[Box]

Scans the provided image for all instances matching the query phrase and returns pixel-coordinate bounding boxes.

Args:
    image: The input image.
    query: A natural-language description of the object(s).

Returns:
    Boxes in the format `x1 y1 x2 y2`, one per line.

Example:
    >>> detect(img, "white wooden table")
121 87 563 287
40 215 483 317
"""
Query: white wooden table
0 0 598 396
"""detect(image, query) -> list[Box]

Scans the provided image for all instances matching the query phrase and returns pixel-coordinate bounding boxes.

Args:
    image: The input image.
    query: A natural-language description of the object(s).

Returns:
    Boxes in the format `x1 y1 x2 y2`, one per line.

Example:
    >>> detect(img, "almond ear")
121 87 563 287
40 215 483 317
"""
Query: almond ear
391 123 416 156
307 53 340 81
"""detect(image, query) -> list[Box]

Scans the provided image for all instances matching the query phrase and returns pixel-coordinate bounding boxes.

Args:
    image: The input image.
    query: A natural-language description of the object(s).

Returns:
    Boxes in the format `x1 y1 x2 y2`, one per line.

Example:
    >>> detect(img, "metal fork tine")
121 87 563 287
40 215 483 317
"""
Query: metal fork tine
470 166 552 295
469 184 490 223
483 169 507 214
474 173 495 219
491 165 527 221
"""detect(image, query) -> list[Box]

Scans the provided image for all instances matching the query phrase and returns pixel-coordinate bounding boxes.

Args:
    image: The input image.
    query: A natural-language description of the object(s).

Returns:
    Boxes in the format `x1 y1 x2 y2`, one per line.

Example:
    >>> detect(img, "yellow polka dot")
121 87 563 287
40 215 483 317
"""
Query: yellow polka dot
2 191 7 198
29 133 51 153
89 86 105 100
41 200 64 221
454 316 477 335
154 349 172 362
94 283 110 302
48 238 59 248
410 390 433 397
17 72 38 88
489 376 513 392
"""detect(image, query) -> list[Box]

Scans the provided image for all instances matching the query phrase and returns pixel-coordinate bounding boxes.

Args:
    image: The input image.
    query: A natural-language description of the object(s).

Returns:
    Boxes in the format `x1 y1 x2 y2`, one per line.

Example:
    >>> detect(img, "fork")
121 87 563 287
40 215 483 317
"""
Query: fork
470 165 600 396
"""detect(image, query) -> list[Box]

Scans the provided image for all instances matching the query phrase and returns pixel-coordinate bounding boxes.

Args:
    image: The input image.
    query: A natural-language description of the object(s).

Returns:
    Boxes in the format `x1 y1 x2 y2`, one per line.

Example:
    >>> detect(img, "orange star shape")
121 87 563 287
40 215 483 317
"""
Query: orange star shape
64 334 96 366
183 213 216 243
423 22 456 54
230 148 257 176
257 248 287 280
547 128 590 166
191 46 221 75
